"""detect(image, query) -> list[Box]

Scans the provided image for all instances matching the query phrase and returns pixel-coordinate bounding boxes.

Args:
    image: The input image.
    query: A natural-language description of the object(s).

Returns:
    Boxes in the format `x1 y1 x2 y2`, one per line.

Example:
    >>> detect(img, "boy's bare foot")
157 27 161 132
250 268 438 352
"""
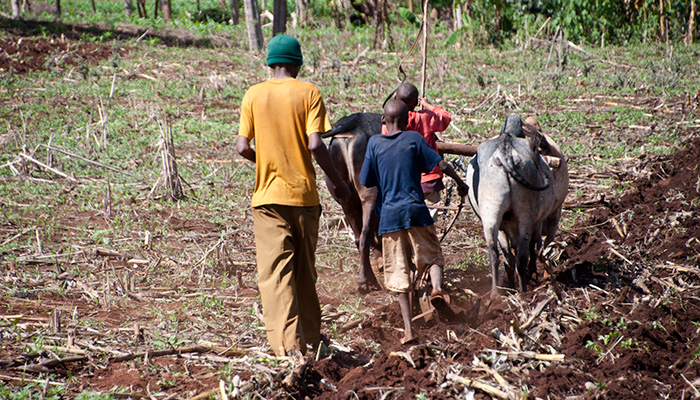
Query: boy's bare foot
430 292 451 316
400 333 418 345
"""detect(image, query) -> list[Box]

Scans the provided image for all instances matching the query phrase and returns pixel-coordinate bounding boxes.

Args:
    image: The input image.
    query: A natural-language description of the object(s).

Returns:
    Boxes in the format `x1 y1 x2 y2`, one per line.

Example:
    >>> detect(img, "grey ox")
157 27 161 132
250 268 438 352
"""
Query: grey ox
466 113 569 296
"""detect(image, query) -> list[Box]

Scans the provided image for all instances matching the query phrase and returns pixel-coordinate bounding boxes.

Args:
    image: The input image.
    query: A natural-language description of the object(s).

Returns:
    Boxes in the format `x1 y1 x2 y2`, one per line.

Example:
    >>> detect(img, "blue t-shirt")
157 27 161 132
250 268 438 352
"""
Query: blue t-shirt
359 130 443 235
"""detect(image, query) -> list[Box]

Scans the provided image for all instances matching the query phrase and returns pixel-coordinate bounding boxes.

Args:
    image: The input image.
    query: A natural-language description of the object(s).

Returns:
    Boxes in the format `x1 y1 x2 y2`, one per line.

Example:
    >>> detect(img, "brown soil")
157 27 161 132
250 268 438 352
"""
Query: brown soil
0 35 118 74
2 24 700 400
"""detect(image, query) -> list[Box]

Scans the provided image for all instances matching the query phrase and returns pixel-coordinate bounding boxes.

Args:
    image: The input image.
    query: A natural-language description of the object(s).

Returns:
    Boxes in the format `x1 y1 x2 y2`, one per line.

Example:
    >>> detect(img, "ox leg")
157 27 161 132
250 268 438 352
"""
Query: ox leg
324 176 362 245
497 232 516 289
528 224 544 284
516 233 532 292
482 222 501 298
542 210 561 250
357 186 380 293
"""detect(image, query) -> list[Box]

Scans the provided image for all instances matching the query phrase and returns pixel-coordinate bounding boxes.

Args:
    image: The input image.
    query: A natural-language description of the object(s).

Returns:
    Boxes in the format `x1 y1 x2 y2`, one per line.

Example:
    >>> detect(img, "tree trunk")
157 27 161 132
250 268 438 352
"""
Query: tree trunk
244 0 264 50
55 0 61 18
273 0 287 35
296 0 307 26
11 0 20 18
230 0 240 24
408 0 413 13
124 0 133 17
659 0 666 41
138 0 148 18
90 0 96 13
453 0 463 30
688 0 696 44
162 0 172 20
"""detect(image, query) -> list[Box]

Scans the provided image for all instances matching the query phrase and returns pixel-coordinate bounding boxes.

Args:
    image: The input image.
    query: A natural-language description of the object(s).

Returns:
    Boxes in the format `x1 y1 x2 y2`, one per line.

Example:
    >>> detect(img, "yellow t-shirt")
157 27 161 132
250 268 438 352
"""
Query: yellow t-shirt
238 78 332 207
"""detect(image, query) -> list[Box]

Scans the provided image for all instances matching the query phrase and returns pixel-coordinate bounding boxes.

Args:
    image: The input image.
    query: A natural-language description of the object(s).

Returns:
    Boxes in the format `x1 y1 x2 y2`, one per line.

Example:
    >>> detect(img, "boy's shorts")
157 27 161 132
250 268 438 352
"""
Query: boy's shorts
382 225 445 293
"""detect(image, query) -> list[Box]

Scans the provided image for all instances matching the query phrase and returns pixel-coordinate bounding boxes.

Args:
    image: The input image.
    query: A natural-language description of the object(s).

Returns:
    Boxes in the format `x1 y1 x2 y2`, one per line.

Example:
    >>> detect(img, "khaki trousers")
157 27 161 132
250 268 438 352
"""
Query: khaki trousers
253 204 321 357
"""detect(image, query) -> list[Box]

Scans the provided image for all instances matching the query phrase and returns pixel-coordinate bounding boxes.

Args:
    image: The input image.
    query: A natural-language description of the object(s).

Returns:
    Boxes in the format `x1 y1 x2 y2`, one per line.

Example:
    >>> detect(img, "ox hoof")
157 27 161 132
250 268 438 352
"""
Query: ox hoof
357 281 381 294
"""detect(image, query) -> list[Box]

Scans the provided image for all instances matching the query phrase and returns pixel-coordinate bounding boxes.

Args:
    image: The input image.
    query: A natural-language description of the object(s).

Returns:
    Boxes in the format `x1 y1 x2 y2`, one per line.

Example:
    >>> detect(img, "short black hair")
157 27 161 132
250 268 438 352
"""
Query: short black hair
396 82 419 104
384 99 409 130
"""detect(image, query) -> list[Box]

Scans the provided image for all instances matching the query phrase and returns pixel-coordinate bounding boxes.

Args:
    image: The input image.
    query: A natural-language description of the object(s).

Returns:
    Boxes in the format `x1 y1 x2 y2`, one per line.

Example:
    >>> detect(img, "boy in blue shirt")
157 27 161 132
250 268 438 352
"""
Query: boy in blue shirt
360 100 469 344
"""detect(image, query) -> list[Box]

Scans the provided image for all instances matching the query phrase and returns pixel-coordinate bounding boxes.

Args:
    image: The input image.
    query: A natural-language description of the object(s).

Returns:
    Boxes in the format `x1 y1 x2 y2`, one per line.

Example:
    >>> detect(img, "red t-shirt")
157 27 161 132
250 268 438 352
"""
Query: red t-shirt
382 106 451 184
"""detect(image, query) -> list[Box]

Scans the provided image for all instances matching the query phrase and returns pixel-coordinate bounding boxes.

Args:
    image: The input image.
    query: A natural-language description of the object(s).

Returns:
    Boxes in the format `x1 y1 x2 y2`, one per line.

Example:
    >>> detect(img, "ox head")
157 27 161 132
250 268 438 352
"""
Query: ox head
501 113 541 154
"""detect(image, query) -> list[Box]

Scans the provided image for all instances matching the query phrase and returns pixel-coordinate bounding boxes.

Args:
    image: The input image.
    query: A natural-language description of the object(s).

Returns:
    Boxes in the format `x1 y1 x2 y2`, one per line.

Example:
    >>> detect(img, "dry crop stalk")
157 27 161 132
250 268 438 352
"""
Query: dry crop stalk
149 118 184 201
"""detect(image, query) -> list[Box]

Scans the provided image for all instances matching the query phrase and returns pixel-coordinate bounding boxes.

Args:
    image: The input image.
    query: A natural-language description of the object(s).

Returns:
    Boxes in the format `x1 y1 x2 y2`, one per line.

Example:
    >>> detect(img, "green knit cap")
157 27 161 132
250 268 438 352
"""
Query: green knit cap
266 34 303 66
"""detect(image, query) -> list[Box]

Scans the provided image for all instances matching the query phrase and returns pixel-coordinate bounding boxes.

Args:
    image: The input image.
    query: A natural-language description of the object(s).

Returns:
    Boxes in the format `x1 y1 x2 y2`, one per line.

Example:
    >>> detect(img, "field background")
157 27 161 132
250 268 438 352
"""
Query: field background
1 0 700 398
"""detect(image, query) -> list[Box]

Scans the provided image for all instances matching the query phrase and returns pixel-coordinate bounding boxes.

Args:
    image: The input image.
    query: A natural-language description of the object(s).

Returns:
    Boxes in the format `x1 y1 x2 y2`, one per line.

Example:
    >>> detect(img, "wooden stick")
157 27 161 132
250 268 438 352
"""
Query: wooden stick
446 373 510 399
0 374 64 386
501 350 565 361
185 389 217 400
420 0 429 95
1 227 34 246
338 318 363 333
40 144 133 176
19 153 78 183
436 141 477 156
110 345 208 362
609 246 633 265
40 355 88 367
681 373 700 398
96 248 122 257
520 295 555 330
219 380 229 400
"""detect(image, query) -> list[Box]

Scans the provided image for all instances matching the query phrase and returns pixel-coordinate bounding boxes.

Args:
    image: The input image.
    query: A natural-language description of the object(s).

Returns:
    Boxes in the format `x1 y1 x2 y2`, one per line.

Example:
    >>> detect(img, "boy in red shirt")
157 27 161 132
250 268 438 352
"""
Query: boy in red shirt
384 82 452 212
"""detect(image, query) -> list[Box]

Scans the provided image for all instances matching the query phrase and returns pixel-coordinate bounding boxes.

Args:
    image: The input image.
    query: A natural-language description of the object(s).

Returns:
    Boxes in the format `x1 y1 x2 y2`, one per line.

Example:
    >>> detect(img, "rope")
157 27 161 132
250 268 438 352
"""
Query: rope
382 0 430 107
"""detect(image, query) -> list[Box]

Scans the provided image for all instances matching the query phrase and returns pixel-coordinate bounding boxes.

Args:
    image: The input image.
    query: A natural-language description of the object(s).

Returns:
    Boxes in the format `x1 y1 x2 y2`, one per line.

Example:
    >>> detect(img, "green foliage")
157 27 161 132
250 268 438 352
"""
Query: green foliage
462 0 695 45
75 392 113 400
0 380 68 400
582 308 600 321
398 7 421 28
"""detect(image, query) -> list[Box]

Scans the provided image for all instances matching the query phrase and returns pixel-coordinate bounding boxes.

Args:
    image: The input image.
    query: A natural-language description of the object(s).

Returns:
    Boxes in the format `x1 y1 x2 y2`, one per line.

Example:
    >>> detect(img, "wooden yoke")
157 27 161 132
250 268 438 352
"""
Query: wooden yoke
435 142 562 169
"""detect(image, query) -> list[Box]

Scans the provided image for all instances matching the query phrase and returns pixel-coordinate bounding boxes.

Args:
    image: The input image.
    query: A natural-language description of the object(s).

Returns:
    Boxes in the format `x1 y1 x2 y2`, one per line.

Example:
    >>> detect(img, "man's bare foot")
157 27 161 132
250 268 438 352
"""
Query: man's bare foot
282 349 307 387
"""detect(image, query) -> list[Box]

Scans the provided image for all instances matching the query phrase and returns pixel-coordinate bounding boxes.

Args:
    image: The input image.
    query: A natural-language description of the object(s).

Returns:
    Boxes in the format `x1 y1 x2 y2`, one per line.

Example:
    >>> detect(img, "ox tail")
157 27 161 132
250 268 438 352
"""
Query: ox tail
322 113 362 138
500 132 550 192
382 65 408 108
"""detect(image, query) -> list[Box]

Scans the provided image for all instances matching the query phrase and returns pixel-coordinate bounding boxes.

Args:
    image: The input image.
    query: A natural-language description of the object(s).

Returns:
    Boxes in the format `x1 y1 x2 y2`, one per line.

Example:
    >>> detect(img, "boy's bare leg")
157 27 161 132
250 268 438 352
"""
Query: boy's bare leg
429 265 443 296
398 292 415 344
429 264 452 317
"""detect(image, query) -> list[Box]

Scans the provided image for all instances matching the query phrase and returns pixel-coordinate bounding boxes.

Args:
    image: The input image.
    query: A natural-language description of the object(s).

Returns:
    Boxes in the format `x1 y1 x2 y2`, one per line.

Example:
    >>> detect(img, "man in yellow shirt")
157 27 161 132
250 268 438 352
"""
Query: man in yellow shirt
236 35 349 363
